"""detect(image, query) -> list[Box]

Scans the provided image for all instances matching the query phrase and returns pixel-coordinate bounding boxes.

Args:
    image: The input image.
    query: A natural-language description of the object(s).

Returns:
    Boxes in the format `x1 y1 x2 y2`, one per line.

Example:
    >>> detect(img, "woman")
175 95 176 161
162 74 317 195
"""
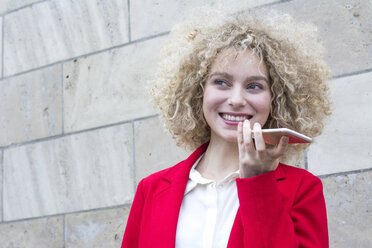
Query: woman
122 7 330 248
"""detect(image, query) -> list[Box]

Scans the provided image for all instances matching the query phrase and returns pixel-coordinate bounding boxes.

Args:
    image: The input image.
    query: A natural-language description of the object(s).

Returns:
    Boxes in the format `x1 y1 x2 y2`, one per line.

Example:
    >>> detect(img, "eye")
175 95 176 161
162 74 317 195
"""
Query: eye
214 79 229 87
246 83 263 90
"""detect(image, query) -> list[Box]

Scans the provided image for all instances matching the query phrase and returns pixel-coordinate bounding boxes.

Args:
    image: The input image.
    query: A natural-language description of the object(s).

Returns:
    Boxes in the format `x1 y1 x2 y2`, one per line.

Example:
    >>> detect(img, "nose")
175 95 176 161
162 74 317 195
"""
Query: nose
228 86 246 108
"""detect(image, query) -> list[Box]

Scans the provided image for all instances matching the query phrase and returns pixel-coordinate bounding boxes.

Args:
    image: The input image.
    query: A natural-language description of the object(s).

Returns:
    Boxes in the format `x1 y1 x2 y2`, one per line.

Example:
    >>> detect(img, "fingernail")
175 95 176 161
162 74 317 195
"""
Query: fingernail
283 136 289 143
253 122 260 129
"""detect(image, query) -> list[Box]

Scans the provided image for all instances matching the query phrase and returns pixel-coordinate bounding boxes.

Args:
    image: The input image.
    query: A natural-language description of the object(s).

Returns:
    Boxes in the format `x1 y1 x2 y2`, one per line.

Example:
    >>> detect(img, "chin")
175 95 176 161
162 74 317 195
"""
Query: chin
213 133 238 144
225 138 238 144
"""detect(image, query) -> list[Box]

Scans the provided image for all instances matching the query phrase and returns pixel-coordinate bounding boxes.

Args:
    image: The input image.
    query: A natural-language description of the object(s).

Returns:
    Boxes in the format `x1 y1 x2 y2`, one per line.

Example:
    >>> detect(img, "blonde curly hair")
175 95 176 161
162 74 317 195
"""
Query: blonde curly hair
151 7 331 163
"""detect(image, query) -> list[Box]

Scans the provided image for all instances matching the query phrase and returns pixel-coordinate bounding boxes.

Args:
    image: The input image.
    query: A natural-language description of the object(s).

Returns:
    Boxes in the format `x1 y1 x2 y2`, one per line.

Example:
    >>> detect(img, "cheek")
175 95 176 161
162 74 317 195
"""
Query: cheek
202 88 223 110
252 94 272 113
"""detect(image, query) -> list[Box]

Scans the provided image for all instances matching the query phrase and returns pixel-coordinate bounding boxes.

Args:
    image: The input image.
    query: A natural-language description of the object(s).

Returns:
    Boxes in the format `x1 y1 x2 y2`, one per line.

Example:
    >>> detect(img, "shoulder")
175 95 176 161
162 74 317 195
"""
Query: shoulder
278 163 323 195
138 143 208 191
136 158 192 197
139 161 183 185
279 163 321 183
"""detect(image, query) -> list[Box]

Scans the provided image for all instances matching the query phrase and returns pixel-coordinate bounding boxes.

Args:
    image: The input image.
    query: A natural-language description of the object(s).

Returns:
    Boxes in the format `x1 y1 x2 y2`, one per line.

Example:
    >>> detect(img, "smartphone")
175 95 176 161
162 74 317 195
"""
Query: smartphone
252 128 312 145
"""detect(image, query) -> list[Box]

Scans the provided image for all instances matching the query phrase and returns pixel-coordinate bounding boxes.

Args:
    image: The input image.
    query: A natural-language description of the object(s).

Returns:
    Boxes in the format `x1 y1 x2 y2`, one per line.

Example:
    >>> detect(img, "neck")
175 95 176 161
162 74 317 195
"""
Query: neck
196 135 239 182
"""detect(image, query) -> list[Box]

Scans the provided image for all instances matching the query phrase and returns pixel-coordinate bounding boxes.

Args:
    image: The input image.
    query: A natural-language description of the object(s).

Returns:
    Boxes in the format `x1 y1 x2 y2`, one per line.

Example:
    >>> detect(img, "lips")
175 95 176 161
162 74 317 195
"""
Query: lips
220 113 252 122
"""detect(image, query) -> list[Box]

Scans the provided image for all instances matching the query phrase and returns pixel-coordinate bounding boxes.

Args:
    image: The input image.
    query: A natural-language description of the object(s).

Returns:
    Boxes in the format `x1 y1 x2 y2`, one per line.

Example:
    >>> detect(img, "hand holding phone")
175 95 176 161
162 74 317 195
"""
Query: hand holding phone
252 128 312 145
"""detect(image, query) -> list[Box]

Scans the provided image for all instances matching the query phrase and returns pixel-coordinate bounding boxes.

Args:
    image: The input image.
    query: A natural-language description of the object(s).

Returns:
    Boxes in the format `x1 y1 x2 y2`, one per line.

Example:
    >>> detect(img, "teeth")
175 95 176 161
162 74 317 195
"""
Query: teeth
221 114 249 122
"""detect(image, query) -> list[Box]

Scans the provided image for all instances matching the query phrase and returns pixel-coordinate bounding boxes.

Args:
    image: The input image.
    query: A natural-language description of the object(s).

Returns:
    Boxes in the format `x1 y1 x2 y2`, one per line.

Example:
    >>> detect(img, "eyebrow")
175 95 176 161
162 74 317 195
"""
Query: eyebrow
208 72 269 84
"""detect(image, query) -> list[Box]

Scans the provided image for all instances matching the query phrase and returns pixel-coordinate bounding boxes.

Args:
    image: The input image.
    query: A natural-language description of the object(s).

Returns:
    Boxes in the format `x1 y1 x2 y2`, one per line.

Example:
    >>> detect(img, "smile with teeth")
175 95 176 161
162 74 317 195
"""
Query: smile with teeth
220 113 252 122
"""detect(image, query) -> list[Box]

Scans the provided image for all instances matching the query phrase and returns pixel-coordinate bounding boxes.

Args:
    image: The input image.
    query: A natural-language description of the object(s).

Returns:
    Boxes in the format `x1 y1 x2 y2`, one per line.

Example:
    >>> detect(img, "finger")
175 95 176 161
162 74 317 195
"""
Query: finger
270 135 289 159
237 121 244 146
243 120 254 151
237 122 247 160
253 122 265 152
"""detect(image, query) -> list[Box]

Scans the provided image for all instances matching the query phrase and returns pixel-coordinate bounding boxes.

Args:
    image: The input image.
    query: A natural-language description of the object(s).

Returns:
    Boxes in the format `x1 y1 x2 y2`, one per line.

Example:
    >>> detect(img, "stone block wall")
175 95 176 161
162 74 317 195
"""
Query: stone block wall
0 0 371 247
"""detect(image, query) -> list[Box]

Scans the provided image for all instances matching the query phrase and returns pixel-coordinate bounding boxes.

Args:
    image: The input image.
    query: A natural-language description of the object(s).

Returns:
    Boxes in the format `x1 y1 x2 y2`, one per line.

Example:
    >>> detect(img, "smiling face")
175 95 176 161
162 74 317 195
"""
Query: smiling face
202 48 272 143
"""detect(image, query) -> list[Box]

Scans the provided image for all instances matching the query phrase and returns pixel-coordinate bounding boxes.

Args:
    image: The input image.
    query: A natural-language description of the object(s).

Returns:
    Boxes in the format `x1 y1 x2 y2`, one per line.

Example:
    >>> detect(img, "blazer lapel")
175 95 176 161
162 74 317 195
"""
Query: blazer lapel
151 143 209 247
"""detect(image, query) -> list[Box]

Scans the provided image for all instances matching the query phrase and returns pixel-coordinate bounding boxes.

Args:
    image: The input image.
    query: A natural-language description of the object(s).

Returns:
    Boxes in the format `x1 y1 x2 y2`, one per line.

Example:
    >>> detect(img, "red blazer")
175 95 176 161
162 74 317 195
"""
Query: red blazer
121 143 329 247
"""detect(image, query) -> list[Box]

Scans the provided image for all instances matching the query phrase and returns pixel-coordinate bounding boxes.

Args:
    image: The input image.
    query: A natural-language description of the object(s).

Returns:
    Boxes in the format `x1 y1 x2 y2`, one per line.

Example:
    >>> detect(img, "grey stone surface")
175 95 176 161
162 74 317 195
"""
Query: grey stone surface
0 65 62 147
308 72 372 176
0 0 370 246
0 17 2 77
3 124 134 221
63 36 164 132
0 150 2 222
0 216 64 248
65 206 130 248
4 0 129 76
130 0 278 40
134 117 190 183
0 0 40 14
322 170 372 247
288 157 306 170
274 0 372 77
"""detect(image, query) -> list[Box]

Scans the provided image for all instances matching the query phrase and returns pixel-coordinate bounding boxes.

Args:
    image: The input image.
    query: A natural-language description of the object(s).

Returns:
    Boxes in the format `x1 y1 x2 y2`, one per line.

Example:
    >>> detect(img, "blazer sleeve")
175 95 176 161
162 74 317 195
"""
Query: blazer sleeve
121 180 145 248
234 171 328 248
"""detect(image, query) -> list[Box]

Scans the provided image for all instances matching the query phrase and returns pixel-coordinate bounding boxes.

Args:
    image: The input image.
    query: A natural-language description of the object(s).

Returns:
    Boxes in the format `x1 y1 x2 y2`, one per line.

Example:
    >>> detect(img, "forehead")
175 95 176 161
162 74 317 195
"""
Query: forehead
209 47 268 78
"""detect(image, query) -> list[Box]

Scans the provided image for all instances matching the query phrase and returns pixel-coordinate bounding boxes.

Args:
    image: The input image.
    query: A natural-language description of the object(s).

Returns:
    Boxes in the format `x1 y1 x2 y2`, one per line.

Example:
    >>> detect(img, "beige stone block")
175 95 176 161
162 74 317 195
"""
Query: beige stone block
322 171 372 247
0 65 62 147
3 124 134 221
0 216 64 248
134 117 190 183
130 0 278 40
4 0 129 76
307 72 372 175
65 206 130 248
63 37 164 132
0 0 40 14
274 0 372 77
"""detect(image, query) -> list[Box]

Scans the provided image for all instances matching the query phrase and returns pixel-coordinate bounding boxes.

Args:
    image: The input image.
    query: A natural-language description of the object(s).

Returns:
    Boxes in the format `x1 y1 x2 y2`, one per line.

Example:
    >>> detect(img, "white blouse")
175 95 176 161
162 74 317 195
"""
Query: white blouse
176 156 240 248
